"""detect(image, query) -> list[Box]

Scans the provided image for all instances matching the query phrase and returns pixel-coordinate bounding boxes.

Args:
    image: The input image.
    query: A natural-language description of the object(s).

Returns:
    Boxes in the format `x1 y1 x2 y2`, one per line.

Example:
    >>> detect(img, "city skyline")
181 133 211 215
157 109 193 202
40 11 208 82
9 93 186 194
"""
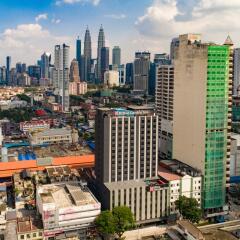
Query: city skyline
0 0 240 65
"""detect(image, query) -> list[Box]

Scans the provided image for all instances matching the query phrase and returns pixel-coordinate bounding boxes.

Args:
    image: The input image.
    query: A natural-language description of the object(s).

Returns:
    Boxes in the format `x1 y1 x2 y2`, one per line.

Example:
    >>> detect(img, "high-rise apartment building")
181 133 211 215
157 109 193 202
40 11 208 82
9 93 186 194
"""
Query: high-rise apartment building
112 46 121 67
53 44 70 112
95 106 170 223
234 48 240 95
148 54 171 96
96 25 105 82
76 36 81 77
172 34 232 215
69 58 86 95
100 47 109 82
41 52 51 79
6 56 11 85
156 65 174 159
133 52 150 94
83 27 92 82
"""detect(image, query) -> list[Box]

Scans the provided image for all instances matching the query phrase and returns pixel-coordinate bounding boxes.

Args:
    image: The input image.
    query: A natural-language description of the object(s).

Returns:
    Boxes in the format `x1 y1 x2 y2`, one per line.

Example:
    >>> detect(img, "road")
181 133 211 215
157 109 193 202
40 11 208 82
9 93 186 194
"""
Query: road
123 226 166 240
198 219 240 231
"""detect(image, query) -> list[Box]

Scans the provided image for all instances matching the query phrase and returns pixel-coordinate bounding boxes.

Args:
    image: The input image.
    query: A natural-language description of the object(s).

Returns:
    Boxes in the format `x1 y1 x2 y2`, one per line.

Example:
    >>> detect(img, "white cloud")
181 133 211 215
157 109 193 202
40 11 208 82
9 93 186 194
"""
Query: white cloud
135 0 240 52
51 18 61 24
56 0 100 6
104 14 126 19
35 13 48 22
0 23 73 65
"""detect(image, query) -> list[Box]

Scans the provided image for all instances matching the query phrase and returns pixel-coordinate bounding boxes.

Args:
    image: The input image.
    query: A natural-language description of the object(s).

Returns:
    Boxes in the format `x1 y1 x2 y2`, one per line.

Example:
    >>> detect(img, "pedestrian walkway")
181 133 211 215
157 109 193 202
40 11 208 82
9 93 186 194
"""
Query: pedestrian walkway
123 226 166 240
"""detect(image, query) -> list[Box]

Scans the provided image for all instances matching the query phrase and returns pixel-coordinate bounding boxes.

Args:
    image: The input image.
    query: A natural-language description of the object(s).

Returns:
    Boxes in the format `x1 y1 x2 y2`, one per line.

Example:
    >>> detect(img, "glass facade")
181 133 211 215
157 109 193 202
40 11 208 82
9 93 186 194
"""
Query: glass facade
204 45 230 209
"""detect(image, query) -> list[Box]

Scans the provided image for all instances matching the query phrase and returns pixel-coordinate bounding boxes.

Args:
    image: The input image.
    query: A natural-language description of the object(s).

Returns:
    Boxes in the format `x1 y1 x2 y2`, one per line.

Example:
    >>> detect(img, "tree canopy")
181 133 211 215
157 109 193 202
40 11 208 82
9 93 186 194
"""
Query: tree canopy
175 196 202 223
112 206 135 239
95 206 135 239
95 210 115 237
17 94 31 103
0 107 35 123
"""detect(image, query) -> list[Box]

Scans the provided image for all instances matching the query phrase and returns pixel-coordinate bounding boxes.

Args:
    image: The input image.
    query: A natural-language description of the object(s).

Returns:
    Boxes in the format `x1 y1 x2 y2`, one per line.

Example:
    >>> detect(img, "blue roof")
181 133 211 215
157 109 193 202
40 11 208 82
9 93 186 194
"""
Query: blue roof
4 142 29 148
87 141 95 151
18 151 37 161
230 176 240 183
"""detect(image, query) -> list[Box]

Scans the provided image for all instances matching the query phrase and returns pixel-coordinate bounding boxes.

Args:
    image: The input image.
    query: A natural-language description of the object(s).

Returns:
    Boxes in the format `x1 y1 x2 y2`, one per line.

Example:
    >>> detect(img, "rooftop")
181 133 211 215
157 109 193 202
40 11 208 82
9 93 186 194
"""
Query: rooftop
46 165 72 177
159 159 202 178
98 105 156 117
38 182 99 208
7 142 92 159
105 179 147 189
177 220 204 240
158 166 181 181
17 217 43 233
127 105 155 111
105 178 169 190
0 154 94 178
30 128 71 137
45 165 81 183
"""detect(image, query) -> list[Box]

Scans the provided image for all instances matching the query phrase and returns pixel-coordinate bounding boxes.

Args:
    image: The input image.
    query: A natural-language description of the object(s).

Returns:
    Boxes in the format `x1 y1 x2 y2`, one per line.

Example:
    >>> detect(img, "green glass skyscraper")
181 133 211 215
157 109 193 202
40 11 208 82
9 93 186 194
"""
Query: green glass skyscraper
173 34 232 216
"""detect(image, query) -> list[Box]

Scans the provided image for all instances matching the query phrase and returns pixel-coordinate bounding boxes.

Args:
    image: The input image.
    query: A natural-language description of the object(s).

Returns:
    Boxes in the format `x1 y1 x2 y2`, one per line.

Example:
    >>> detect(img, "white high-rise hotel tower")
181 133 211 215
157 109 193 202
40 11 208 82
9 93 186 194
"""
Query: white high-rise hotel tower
53 44 70 112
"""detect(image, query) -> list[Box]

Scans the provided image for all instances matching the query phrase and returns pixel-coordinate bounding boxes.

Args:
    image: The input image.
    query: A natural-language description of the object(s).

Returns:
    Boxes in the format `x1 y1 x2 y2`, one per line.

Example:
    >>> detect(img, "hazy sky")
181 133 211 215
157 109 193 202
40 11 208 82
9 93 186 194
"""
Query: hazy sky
0 0 239 65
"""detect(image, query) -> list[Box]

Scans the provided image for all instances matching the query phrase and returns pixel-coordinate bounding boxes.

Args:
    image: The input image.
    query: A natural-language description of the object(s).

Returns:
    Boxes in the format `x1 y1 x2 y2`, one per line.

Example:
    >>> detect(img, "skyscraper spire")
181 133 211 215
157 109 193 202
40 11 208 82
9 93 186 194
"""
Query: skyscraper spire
83 26 92 82
97 25 105 82
224 35 233 46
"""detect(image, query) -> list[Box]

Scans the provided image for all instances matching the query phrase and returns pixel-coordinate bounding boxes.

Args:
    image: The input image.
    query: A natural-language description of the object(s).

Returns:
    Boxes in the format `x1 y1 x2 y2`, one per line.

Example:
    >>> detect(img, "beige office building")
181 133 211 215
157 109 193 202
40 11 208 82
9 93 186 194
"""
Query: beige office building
172 34 232 215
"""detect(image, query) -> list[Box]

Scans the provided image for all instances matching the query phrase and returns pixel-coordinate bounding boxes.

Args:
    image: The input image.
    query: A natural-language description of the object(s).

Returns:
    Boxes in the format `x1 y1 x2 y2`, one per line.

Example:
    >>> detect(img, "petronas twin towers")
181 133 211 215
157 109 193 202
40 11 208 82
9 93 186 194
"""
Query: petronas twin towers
83 27 91 82
96 25 105 81
82 25 105 83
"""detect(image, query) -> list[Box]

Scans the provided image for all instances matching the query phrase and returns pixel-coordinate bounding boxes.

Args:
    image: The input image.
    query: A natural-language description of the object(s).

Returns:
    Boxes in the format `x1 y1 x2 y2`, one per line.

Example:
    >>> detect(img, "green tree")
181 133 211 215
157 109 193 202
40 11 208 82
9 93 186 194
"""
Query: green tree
95 210 115 240
17 94 31 103
175 196 202 223
112 206 135 239
96 206 135 240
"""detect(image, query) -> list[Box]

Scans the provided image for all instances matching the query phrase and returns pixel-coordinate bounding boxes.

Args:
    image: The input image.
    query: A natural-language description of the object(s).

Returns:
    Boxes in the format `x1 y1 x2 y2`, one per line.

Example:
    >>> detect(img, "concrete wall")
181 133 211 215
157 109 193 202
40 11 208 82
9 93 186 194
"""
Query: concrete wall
173 41 208 172
104 182 169 223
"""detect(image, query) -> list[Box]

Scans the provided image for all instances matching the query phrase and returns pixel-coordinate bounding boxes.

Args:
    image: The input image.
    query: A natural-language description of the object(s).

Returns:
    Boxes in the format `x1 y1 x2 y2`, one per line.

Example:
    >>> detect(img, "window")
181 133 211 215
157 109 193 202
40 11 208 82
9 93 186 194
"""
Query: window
33 233 37 237
20 235 24 240
27 234 31 238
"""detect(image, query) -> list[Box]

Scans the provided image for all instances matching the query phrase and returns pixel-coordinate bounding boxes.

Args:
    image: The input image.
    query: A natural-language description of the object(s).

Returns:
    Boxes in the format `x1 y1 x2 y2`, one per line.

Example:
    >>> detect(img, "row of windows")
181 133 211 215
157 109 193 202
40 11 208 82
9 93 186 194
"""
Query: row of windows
19 231 43 239
112 188 168 220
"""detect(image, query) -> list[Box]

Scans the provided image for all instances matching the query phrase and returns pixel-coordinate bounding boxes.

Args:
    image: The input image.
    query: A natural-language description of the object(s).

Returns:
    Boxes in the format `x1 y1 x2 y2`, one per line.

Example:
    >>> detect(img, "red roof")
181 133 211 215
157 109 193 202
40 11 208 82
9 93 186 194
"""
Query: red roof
158 166 181 181
0 155 94 178
35 109 46 116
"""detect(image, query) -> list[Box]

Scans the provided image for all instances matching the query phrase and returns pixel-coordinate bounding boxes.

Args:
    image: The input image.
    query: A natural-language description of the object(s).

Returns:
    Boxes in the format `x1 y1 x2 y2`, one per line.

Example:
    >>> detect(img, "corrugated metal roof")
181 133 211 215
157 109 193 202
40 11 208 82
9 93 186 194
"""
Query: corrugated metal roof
0 155 94 177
